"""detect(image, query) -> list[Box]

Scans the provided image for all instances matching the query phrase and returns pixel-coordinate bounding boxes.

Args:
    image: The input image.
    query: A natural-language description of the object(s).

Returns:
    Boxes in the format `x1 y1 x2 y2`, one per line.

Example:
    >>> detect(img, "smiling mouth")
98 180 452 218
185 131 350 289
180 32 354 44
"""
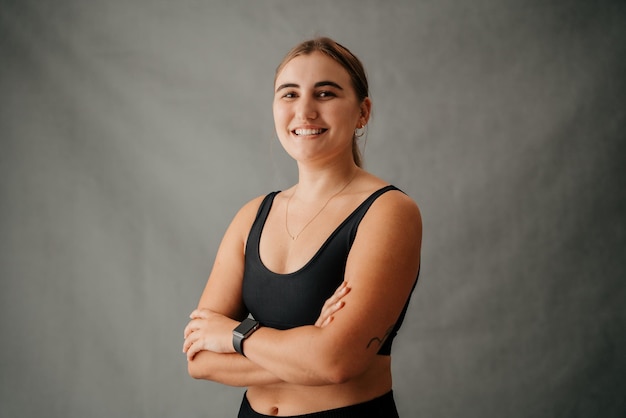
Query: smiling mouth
293 128 327 136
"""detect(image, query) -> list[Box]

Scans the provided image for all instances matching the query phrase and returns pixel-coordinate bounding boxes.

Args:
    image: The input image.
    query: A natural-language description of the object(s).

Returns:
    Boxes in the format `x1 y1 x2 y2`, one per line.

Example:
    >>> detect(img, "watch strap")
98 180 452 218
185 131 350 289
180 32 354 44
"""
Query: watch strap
233 332 245 356
232 318 260 357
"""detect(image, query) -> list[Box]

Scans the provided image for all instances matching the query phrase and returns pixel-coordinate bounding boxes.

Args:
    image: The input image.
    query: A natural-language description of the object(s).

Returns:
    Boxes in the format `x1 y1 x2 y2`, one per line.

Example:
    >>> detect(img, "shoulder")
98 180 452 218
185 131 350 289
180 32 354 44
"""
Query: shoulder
355 174 421 221
358 185 422 242
377 187 421 220
351 172 421 230
238 193 275 219
225 192 280 240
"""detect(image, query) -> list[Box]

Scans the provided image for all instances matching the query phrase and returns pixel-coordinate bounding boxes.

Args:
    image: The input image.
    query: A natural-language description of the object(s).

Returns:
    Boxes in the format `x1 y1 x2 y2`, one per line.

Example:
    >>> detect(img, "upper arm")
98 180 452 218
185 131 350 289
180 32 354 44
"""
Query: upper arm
233 190 421 385
195 195 266 321
321 190 422 373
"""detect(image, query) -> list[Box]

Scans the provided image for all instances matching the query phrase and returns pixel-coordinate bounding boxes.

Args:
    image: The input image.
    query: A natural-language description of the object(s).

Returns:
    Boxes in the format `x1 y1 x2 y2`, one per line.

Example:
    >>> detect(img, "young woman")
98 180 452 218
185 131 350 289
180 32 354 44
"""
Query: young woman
183 37 422 417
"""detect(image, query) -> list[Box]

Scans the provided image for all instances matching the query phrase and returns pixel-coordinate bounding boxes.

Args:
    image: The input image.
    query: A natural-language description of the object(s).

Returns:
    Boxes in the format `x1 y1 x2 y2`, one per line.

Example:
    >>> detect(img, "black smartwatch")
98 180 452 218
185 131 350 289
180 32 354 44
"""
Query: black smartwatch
232 318 260 357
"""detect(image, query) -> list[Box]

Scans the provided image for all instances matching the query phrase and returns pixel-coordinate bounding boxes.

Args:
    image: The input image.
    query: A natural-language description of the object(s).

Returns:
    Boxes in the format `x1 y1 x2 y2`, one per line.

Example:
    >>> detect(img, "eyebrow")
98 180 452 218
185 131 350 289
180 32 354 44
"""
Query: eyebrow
275 80 344 92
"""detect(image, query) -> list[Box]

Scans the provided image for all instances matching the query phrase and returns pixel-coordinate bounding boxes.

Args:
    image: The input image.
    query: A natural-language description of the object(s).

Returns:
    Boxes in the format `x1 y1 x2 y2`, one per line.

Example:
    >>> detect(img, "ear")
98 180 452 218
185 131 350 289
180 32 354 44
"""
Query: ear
358 97 372 127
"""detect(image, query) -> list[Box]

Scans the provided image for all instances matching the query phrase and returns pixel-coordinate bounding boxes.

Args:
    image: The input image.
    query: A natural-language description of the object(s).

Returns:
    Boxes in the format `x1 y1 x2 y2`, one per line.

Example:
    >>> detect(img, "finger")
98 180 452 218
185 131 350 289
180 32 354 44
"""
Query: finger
183 319 201 339
186 343 196 360
315 300 345 327
184 322 193 339
315 308 330 327
187 340 204 361
337 281 349 294
324 298 346 318
323 300 345 320
190 309 209 319
315 284 350 327
183 332 197 353
332 281 348 298
320 315 333 327
319 291 341 315
337 282 350 297
327 283 350 307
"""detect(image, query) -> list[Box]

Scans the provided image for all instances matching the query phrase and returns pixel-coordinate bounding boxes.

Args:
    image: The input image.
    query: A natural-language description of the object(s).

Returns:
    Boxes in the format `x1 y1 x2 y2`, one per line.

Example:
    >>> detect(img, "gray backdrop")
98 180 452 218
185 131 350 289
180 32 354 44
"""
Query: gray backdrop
1 1 625 417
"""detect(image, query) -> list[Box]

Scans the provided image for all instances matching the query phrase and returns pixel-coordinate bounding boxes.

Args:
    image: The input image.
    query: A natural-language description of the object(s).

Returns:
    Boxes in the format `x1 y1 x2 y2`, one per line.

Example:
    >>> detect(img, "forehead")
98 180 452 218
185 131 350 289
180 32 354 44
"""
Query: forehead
275 51 352 87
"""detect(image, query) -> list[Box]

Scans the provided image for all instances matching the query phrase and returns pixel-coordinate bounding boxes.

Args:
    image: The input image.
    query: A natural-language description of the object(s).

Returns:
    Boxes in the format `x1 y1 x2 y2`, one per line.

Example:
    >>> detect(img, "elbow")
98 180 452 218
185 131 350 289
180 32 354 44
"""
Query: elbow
187 358 207 380
187 361 201 379
324 368 352 385
301 336 373 384
317 352 369 385
322 363 364 385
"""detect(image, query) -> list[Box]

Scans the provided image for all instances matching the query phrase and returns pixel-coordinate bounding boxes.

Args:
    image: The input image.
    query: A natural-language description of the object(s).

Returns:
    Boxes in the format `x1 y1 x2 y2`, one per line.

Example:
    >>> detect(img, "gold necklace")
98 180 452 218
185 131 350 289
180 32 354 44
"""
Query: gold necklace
285 174 357 240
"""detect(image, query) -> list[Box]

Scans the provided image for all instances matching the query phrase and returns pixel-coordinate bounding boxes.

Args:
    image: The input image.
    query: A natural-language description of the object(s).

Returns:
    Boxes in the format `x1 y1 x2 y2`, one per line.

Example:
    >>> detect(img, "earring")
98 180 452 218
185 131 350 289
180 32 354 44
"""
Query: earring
355 124 366 138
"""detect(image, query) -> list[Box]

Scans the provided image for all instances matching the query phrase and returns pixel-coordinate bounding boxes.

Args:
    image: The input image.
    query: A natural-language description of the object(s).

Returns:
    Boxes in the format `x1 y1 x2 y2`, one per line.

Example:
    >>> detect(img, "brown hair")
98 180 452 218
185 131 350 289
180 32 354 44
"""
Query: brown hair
275 37 370 167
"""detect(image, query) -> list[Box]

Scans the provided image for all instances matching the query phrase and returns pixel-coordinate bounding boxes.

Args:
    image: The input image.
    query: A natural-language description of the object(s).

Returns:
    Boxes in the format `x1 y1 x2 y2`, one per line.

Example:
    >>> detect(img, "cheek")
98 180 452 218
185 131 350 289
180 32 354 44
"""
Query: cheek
273 103 289 128
273 105 291 139
332 102 361 124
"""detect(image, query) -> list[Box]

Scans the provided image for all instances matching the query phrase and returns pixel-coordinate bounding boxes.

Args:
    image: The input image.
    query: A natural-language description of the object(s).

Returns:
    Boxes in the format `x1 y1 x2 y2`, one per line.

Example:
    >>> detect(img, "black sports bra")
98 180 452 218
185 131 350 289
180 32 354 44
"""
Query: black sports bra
242 185 419 355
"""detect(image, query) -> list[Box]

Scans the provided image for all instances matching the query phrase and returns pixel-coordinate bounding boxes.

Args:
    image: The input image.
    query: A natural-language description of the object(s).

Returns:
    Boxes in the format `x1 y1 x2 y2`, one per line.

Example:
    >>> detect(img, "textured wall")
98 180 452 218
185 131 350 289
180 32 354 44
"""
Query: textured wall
1 1 625 417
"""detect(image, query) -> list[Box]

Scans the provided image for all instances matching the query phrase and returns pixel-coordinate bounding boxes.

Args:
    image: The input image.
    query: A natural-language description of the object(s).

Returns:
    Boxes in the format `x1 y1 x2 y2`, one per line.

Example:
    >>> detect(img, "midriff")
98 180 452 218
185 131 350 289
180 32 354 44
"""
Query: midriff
245 356 392 416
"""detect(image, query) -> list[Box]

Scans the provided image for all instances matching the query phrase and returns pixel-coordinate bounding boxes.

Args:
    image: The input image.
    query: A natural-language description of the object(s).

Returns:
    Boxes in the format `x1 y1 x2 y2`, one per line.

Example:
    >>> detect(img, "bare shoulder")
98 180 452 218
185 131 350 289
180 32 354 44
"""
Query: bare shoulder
236 194 269 221
355 173 420 219
366 184 421 220
227 193 272 238
358 186 422 245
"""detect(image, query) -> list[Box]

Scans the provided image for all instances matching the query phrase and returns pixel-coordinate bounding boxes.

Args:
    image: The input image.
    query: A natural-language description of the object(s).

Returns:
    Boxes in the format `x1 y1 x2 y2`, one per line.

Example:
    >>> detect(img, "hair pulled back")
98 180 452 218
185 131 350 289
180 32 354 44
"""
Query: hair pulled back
275 37 370 167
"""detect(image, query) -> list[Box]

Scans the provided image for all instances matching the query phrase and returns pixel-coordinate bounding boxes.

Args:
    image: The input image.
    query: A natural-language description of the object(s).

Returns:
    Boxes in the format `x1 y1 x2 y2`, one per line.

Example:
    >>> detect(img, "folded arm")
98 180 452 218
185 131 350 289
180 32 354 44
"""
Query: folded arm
185 191 421 386
241 191 421 384
184 195 354 386
185 282 350 386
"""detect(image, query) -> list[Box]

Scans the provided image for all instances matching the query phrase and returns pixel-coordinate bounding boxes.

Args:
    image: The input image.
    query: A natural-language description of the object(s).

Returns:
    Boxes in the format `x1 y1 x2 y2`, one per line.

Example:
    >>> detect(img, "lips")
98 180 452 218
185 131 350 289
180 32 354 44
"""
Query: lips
293 128 327 136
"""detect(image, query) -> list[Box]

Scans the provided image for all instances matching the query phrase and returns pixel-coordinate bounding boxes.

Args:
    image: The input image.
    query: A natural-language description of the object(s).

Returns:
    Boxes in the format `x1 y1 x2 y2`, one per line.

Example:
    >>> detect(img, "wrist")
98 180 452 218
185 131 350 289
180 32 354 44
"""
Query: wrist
232 318 261 357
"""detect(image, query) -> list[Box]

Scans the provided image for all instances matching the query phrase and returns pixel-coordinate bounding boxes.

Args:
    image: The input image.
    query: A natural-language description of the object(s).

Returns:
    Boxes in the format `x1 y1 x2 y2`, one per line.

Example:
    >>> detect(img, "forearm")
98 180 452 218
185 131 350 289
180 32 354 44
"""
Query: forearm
187 350 284 387
183 311 341 386
184 284 355 386
243 325 366 386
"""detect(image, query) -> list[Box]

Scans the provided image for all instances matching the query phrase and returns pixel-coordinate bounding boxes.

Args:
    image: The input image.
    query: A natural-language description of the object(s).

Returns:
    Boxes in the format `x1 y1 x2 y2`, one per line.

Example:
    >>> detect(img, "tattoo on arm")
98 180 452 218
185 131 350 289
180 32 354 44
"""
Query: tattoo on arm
366 325 394 349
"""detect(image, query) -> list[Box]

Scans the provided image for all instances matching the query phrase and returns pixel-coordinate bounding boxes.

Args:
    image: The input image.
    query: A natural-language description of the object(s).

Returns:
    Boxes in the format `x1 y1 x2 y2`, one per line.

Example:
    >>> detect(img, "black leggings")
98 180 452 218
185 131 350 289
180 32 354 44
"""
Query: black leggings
237 390 399 418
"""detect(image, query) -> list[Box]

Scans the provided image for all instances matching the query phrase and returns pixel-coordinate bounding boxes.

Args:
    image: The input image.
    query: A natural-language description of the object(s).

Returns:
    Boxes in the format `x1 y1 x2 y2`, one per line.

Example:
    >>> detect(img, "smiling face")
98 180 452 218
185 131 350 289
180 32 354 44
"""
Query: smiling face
273 51 371 166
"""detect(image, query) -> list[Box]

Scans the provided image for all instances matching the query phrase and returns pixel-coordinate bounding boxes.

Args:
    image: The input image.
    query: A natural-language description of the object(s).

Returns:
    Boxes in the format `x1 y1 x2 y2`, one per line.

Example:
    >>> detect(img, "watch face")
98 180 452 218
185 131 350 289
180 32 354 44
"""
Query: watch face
234 318 259 337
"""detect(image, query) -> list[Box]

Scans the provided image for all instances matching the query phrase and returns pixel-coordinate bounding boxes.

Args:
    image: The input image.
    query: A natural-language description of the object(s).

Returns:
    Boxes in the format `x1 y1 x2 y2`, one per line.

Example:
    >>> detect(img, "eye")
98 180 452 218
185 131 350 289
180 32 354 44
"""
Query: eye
281 91 298 99
317 90 336 99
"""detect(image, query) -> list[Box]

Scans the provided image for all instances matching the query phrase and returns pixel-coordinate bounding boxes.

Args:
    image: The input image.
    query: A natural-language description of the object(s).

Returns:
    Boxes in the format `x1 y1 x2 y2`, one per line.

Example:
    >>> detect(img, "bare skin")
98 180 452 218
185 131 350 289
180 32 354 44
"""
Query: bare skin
183 51 422 416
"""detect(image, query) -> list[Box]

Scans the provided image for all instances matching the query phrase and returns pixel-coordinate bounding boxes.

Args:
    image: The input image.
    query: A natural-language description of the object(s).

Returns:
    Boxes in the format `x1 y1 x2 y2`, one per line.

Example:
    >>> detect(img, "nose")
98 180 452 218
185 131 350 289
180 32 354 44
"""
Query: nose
295 95 318 121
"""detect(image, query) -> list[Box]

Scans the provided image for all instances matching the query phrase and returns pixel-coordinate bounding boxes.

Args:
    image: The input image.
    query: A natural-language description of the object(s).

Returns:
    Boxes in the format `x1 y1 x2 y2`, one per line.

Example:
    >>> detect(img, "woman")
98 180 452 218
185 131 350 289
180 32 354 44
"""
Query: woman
183 37 422 417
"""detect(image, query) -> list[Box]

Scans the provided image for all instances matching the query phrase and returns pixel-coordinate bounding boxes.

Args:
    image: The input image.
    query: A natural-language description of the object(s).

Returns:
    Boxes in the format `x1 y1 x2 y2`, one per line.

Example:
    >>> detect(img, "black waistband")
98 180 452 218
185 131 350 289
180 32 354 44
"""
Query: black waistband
237 390 399 418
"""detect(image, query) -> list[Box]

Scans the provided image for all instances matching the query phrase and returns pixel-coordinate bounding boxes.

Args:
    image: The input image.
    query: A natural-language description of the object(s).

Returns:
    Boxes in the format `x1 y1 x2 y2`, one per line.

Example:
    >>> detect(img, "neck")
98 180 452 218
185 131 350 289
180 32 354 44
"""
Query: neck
293 159 360 202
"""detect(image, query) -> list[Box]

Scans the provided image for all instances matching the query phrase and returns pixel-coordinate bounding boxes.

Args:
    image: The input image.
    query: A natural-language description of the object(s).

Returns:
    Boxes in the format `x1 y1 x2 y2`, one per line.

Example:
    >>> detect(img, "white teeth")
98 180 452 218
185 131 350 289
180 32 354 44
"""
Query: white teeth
294 128 324 136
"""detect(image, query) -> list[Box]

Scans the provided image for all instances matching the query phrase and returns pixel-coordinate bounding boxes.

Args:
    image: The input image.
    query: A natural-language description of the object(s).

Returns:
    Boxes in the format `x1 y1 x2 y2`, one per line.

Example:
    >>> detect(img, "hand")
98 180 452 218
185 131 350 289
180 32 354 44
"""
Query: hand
183 309 237 360
315 281 351 327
